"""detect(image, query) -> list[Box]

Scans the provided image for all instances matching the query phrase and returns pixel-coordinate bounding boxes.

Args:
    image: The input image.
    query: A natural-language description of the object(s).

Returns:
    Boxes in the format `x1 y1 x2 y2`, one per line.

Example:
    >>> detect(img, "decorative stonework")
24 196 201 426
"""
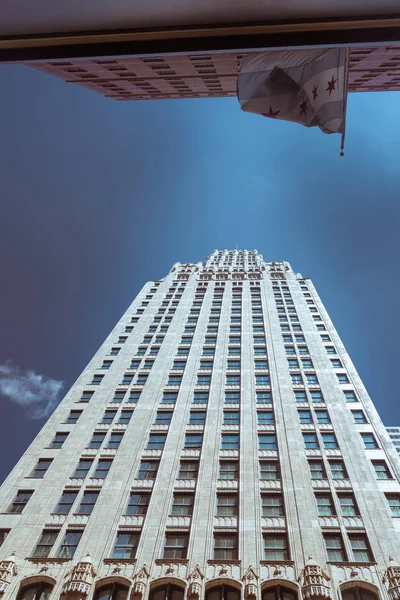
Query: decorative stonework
298 556 331 600
61 553 96 596
243 566 258 600
383 557 400 600
0 553 18 595
188 565 204 600
132 564 150 600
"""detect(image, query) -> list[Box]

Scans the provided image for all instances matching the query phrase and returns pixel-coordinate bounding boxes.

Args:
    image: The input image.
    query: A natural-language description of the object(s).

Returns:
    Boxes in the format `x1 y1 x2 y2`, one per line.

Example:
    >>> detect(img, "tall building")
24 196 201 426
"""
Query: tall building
29 46 400 102
387 428 400 456
0 250 400 600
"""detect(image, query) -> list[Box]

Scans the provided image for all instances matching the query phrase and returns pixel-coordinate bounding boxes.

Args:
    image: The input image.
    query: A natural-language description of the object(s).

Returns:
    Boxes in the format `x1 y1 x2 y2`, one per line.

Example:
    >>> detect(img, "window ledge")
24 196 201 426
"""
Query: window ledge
104 558 137 564
28 557 71 563
327 561 377 566
155 558 189 565
208 559 241 565
260 560 295 566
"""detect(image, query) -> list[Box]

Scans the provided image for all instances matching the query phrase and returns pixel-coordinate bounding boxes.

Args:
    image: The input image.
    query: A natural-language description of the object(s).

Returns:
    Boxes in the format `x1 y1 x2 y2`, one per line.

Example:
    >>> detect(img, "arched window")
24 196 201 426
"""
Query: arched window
17 583 53 600
262 585 298 600
94 583 129 600
150 583 184 600
206 585 241 600
342 587 379 600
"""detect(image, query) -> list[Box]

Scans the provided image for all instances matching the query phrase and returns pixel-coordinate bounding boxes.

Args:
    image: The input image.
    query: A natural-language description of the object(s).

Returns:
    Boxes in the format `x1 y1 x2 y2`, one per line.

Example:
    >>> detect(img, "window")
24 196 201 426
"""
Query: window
111 532 139 559
178 461 198 479
315 494 335 516
8 490 33 514
344 390 358 403
309 461 326 479
331 359 342 368
352 410 367 424
198 374 211 385
17 582 54 600
228 347 240 355
338 495 358 516
91 374 104 385
101 360 113 369
136 374 148 385
203 347 215 356
226 375 240 385
73 459 93 478
315 410 331 424
184 434 203 448
286 346 296 355
254 347 267 355
225 391 240 404
259 434 277 450
66 410 82 424
337 374 349 384
260 461 280 480
262 494 284 516
76 491 99 515
168 375 182 386
329 461 348 479
101 410 117 424
310 390 324 403
155 411 173 425
294 390 307 403
137 461 158 479
288 359 299 370
361 433 378 449
188 411 205 425
326 346 336 354
214 534 237 559
112 390 126 403
321 335 331 342
88 432 106 449
298 346 309 355
163 534 188 559
147 434 167 450
118 410 133 425
93 459 113 478
227 360 241 370
224 411 240 425
178 348 190 356
386 495 400 516
171 494 194 516
291 374 303 385
256 374 270 386
257 411 274 425
303 434 318 449
257 392 272 404
221 434 239 450
349 535 373 562
126 493 150 515
322 433 338 449
193 391 209 404
129 390 141 403
306 374 318 385
53 491 78 515
32 530 58 557
263 534 289 560
162 392 178 404
323 534 346 561
298 410 312 424
219 461 239 480
200 361 213 370
216 494 238 516
372 461 391 479
81 391 94 402
30 459 52 478
342 588 379 600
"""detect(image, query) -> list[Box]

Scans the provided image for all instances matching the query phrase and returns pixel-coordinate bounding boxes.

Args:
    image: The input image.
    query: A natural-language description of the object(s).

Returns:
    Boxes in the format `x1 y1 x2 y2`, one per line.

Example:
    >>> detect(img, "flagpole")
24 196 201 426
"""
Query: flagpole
340 47 351 157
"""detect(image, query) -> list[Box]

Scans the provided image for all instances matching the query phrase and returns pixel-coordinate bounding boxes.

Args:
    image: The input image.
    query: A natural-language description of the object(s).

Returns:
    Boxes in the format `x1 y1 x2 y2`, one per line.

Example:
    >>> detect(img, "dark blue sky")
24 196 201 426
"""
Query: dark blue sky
0 64 399 483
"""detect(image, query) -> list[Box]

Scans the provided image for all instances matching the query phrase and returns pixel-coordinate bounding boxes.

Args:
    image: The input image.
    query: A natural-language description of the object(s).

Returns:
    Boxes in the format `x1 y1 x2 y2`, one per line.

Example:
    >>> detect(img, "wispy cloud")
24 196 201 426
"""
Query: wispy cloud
0 362 64 419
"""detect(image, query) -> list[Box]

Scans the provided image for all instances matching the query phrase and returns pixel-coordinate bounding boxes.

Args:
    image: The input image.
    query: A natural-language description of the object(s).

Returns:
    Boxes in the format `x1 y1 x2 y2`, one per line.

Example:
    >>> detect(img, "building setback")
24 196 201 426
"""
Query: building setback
0 250 399 600
30 46 400 101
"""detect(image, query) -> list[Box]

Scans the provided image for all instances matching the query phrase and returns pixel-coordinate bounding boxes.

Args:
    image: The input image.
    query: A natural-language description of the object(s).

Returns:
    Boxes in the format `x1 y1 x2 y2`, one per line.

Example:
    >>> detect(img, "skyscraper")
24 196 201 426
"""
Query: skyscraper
0 250 399 600
387 428 400 456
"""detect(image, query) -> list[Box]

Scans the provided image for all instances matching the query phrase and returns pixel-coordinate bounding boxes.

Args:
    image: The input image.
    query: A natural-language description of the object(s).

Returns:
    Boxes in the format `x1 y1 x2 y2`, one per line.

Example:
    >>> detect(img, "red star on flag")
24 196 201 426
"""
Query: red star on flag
263 106 280 119
299 100 308 116
326 76 336 95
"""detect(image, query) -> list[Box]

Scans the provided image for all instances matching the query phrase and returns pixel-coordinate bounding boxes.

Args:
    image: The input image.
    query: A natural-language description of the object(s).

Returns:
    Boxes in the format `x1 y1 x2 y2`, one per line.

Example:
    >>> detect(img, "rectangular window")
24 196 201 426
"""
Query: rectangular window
310 390 324 403
129 390 141 403
329 461 348 479
100 410 117 424
344 390 357 403
262 494 284 517
315 410 331 424
324 534 346 562
298 410 313 424
294 390 307 403
168 375 182 386
259 434 277 451
337 374 349 384
221 434 239 450
372 461 391 479
386 495 400 516
93 459 113 478
303 434 319 449
219 461 239 480
30 459 52 478
112 390 126 403
361 433 378 449
189 411 206 425
217 494 238 516
162 392 178 404
197 375 211 385
352 410 367 424
200 361 213 370
226 375 240 385
260 461 280 480
49 432 69 449
254 347 267 355
118 410 133 425
106 433 124 449
73 459 93 478
228 347 241 355
91 375 104 385
322 433 338 449
112 532 139 559
225 391 240 404
227 361 241 370
110 347 121 355
155 411 173 425
193 392 209 404
66 410 82 424
76 491 99 515
184 434 203 448
126 493 150 515
136 374 148 385
178 461 198 479
309 461 326 479
349 535 373 562
316 494 335 516
338 495 358 516
163 534 188 559
171 494 194 516
306 374 318 385
257 391 272 404
137 461 158 479
263 534 289 560
101 360 113 369
331 359 343 368
223 411 240 425
326 346 337 354
256 375 270 386
81 391 94 402
288 359 299 369
147 434 167 450
57 530 82 558
214 534 238 559
291 374 303 385
8 490 34 514
87 432 106 449
33 530 58 558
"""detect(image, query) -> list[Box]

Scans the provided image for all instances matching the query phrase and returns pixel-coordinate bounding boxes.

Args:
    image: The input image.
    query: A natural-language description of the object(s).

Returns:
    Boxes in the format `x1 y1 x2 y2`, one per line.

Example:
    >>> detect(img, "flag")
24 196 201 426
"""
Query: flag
237 48 348 135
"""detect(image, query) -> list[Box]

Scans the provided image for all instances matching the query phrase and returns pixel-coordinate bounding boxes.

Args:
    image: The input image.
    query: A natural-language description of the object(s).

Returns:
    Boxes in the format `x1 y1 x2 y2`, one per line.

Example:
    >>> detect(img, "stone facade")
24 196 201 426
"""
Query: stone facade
387 429 400 456
0 250 399 600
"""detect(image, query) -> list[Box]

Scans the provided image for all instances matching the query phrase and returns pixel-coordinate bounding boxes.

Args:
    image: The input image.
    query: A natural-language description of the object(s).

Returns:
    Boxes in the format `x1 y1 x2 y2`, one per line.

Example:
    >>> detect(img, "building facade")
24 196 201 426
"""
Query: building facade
30 46 400 101
0 250 400 600
387 428 400 456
